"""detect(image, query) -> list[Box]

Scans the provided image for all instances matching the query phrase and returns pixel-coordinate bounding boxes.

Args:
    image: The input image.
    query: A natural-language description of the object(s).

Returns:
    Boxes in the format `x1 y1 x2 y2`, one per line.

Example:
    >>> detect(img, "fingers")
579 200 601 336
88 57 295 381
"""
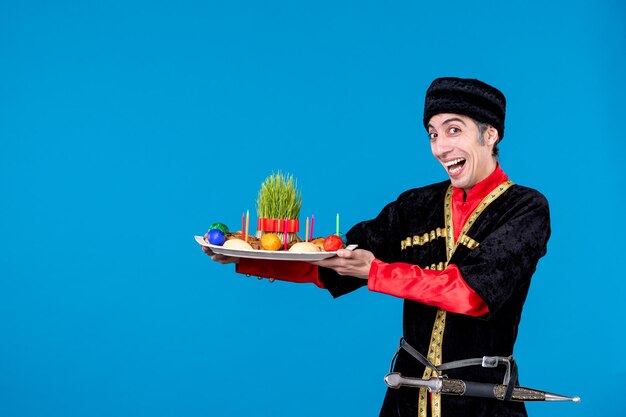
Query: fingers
314 249 374 279
315 258 360 276
313 257 341 268
200 245 239 264
211 254 240 265
316 249 360 267
336 248 355 258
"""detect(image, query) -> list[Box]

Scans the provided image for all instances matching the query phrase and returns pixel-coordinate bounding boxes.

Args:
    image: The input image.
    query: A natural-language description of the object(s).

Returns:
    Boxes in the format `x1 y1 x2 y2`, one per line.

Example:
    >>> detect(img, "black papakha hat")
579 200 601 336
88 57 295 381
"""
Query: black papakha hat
423 77 506 140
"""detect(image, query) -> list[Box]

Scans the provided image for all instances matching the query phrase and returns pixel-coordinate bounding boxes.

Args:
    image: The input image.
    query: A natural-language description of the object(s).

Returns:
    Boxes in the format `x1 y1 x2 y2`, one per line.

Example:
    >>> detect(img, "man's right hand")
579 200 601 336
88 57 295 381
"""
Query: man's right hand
201 246 240 264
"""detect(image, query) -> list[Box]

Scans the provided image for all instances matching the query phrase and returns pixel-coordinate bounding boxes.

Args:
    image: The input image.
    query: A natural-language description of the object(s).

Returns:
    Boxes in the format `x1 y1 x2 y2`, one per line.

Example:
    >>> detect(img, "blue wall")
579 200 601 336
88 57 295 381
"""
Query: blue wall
2 1 624 416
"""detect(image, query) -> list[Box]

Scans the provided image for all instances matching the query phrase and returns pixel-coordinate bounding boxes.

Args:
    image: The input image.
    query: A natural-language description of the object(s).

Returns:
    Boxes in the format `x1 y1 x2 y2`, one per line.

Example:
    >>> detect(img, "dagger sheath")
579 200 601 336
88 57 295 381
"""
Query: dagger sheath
384 373 580 402
441 378 545 401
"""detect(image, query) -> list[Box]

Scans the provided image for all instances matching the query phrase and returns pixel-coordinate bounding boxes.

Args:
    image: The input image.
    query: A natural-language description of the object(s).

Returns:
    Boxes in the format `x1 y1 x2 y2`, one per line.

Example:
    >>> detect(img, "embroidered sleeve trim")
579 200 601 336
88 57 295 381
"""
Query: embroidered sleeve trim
457 234 480 250
400 227 447 250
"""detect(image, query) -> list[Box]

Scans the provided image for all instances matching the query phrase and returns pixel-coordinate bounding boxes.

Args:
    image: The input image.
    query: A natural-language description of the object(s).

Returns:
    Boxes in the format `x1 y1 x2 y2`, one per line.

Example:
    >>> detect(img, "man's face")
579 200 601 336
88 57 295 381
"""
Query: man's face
427 113 497 193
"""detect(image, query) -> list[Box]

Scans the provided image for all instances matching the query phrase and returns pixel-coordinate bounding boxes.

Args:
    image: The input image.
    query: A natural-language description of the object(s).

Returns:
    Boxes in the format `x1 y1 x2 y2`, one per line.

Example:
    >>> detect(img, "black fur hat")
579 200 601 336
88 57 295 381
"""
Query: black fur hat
423 77 506 140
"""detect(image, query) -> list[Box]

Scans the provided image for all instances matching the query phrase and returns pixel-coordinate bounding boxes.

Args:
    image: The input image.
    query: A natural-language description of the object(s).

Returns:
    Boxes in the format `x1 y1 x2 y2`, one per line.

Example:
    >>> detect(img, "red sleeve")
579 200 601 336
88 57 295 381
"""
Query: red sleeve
367 259 489 317
235 258 325 288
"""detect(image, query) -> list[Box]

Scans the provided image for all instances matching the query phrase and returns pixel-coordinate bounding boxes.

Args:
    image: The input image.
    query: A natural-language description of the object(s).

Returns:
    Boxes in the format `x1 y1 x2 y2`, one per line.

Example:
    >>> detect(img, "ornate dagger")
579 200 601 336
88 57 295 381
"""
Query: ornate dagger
384 372 580 402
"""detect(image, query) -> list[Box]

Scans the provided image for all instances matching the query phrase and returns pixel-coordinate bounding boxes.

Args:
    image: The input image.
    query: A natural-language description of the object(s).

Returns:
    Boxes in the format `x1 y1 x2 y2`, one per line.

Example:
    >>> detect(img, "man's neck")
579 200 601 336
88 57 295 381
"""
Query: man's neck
457 164 506 202
461 161 499 195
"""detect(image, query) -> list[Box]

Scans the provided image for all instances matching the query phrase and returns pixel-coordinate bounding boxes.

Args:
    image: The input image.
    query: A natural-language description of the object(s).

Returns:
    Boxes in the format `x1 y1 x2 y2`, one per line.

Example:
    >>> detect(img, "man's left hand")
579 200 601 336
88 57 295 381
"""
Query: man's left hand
313 249 375 280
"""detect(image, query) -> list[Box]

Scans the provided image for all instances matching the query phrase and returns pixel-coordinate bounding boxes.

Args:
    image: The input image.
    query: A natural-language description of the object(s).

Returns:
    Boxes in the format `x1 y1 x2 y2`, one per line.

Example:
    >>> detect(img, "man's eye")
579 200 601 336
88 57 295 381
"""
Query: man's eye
449 127 460 134
429 132 437 141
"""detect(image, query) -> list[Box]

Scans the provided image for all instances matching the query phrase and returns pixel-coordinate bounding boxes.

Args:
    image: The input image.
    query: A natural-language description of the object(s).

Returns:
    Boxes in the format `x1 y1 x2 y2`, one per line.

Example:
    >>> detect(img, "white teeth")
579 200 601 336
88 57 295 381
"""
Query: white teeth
443 158 465 167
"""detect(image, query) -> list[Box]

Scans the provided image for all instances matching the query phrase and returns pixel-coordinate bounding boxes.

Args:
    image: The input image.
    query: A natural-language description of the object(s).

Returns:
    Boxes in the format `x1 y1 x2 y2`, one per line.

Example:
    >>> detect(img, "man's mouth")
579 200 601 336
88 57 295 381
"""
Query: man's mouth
443 158 466 174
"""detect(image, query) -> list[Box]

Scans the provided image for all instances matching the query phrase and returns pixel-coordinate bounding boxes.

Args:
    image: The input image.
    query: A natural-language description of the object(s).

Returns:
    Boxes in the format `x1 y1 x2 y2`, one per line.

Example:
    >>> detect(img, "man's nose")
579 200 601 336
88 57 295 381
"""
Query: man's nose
434 137 453 156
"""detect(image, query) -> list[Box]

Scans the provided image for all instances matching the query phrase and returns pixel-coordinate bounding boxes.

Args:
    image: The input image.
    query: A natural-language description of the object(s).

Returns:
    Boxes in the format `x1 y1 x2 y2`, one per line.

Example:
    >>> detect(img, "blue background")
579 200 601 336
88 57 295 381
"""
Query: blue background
2 0 624 416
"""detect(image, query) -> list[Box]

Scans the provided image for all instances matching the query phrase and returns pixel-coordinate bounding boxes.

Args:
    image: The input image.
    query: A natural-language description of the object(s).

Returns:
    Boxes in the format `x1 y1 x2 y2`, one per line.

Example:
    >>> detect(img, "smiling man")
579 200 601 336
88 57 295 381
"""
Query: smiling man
429 113 499 192
204 77 551 417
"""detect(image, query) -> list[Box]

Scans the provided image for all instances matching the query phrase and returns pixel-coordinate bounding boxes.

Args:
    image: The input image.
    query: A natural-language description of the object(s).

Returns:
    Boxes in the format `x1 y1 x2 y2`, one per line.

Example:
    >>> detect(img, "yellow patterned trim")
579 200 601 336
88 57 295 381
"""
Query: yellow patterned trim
418 307 447 417
457 233 480 250
424 262 446 271
455 180 514 252
400 227 447 250
418 179 514 417
444 186 455 261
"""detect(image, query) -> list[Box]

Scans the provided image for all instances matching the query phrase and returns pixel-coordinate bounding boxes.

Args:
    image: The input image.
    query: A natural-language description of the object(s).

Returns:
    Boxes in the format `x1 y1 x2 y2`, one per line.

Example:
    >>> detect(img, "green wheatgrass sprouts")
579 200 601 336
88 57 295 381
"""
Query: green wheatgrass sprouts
256 171 302 241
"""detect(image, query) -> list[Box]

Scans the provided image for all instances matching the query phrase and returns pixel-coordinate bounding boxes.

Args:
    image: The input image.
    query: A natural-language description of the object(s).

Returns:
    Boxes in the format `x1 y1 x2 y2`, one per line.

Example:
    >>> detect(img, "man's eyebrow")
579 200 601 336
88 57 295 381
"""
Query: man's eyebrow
442 117 467 126
427 117 467 130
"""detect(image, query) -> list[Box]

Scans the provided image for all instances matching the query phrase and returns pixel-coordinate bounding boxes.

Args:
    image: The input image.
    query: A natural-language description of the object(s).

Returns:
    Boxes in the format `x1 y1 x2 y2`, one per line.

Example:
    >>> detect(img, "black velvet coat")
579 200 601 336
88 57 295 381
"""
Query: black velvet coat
319 180 551 417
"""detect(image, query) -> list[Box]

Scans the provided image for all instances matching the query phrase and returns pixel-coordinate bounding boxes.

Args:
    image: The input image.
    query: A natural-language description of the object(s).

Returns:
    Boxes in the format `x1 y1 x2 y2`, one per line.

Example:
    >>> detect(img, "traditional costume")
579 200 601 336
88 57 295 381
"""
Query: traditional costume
235 78 551 417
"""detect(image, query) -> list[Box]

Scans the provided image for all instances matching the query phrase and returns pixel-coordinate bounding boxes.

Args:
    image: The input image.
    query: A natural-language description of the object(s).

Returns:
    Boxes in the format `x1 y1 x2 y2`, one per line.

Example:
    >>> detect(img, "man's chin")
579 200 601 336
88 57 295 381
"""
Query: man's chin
449 177 468 190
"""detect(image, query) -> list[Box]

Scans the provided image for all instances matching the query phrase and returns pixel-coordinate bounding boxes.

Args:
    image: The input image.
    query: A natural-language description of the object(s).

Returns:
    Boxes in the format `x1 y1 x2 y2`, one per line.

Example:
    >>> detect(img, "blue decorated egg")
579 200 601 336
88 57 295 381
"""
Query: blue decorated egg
208 229 226 246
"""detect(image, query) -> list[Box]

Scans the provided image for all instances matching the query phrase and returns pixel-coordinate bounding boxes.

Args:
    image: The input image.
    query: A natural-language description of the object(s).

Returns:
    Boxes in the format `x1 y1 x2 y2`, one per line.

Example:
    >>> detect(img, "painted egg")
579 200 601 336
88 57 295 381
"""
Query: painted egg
323 235 344 251
208 229 226 246
208 222 229 235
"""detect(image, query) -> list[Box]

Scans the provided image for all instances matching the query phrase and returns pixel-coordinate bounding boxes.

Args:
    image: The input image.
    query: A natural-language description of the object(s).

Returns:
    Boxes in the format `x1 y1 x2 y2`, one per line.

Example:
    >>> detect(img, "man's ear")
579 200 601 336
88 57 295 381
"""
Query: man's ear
485 125 499 146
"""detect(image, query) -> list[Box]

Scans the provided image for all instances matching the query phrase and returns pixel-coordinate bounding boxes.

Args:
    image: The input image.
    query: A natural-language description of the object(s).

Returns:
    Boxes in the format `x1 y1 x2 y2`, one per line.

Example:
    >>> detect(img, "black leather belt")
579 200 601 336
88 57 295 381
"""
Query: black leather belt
389 337 518 401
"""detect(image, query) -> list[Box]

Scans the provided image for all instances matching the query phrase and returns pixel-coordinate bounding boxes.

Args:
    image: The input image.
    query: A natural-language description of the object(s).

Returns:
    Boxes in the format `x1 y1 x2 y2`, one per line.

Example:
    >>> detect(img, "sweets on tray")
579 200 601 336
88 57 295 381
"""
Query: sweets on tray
289 242 321 252
222 238 253 250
